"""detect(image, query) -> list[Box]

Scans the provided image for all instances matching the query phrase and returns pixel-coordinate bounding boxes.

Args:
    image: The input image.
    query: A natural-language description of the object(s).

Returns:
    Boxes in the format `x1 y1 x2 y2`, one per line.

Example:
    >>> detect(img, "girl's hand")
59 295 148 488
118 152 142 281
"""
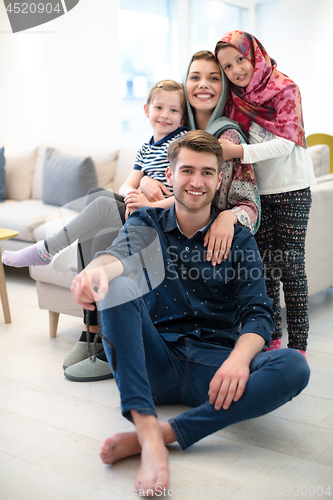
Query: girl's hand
125 205 132 220
204 210 237 265
124 189 152 210
140 176 172 202
219 138 244 161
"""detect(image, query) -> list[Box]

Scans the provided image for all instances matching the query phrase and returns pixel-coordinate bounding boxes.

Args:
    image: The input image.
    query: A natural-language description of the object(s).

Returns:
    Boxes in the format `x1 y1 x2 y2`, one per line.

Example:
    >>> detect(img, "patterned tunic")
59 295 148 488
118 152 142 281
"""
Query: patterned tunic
213 129 260 234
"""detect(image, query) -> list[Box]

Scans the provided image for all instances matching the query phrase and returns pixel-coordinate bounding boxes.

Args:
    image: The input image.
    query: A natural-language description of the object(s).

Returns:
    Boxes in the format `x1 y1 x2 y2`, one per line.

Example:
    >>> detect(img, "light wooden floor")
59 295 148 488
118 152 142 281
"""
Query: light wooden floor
1 267 332 500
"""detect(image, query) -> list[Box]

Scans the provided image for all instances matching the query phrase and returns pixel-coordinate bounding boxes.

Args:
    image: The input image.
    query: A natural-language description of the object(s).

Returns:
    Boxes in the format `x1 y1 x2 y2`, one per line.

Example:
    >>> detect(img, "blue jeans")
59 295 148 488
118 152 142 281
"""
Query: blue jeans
100 277 310 450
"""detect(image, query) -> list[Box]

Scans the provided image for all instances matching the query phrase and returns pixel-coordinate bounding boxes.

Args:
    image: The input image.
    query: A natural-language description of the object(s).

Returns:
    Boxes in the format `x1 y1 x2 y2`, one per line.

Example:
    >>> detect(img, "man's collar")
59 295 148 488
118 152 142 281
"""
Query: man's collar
164 204 217 235
164 205 179 232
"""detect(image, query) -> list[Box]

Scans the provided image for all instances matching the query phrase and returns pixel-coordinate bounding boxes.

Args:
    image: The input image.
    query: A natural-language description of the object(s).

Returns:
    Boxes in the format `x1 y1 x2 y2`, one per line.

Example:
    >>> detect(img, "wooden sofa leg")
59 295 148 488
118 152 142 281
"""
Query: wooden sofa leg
49 311 60 338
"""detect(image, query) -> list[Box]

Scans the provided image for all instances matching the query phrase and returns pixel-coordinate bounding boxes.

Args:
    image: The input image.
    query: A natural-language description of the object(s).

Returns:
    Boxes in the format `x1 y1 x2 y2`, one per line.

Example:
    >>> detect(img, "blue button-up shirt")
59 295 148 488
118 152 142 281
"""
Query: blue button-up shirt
102 205 274 347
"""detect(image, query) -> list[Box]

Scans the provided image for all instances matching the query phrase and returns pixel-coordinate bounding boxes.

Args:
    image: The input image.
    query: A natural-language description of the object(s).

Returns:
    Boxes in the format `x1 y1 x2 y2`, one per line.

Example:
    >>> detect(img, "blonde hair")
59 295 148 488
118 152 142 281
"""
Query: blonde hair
146 80 187 122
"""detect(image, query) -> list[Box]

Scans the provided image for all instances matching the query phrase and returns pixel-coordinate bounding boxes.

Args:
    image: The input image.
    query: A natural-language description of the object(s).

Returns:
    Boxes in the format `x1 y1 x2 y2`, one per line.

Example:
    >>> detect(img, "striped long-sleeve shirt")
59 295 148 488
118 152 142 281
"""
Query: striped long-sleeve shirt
133 127 188 195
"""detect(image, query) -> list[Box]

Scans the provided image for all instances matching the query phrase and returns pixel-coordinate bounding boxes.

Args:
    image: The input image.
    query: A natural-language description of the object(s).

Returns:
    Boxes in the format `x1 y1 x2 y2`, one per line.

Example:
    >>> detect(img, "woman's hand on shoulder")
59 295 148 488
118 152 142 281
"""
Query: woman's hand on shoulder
140 176 172 202
204 210 238 265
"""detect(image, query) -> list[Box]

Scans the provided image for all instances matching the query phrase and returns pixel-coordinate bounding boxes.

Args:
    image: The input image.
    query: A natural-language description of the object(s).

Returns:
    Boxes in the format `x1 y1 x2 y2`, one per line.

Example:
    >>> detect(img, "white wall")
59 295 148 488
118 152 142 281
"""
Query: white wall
0 0 120 151
0 0 332 151
256 0 333 136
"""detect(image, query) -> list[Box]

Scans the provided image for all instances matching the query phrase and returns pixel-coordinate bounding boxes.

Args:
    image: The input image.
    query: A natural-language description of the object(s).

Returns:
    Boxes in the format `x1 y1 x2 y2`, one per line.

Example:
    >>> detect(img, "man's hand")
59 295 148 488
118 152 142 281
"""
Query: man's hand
219 138 244 161
208 333 265 410
204 210 237 265
71 267 110 310
208 356 250 410
140 176 172 202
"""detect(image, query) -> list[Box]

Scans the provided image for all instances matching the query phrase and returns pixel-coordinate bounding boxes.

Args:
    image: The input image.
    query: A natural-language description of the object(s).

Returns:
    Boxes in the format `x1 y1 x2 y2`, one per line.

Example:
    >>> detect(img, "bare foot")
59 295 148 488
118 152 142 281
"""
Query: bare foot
100 421 175 465
134 430 169 496
100 431 141 464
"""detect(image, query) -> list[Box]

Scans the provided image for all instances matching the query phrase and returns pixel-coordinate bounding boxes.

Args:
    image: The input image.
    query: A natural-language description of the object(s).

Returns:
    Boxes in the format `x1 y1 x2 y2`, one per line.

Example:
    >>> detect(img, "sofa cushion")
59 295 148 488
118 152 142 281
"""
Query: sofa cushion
33 144 118 199
308 144 330 178
112 148 137 192
0 147 5 201
4 148 37 201
90 149 119 189
0 200 58 242
0 199 78 243
42 147 98 207
33 205 80 241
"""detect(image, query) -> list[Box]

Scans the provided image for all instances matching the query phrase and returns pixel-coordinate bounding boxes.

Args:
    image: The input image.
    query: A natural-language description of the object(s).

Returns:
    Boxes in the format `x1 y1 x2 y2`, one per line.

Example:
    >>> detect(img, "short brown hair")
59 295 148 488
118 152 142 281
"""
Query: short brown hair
167 130 223 173
146 80 187 122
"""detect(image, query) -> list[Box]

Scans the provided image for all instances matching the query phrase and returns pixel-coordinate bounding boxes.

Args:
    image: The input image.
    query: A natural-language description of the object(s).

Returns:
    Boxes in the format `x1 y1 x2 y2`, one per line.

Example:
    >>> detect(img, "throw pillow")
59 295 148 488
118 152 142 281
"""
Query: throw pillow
0 147 5 201
33 144 118 199
42 147 98 207
4 148 37 201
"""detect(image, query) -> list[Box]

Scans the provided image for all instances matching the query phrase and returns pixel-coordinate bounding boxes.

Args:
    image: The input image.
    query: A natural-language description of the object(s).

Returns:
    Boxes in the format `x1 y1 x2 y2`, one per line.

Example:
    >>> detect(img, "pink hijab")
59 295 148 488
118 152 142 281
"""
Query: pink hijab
215 30 306 147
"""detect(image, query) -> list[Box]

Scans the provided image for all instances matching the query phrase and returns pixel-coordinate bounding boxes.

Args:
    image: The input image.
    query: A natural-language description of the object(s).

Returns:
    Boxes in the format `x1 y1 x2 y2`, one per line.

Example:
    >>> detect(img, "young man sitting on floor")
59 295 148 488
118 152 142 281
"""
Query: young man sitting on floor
71 130 310 497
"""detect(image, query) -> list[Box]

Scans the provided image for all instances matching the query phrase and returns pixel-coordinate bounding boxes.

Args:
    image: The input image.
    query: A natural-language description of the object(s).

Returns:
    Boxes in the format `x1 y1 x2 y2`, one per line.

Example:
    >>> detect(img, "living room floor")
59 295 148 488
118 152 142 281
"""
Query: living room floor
1 268 332 500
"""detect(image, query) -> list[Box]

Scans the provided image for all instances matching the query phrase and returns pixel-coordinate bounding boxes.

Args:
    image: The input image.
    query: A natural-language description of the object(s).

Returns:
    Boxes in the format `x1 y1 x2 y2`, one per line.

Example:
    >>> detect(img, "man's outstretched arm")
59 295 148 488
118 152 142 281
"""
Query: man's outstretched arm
71 254 124 310
208 332 265 411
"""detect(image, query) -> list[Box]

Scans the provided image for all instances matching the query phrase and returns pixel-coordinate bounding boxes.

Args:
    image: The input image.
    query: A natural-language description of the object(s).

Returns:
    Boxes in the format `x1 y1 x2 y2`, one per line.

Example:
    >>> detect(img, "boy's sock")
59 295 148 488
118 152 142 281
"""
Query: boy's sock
1 240 52 267
266 338 282 351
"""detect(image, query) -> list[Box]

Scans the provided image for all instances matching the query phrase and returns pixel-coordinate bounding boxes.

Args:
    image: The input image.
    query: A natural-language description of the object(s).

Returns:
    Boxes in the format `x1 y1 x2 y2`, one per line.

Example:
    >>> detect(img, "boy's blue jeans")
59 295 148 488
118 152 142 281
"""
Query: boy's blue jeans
100 277 310 450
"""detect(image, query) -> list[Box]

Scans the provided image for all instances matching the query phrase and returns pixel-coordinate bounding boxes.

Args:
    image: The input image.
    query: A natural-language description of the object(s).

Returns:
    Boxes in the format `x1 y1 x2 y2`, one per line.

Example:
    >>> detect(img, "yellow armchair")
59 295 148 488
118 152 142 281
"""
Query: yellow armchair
306 133 333 173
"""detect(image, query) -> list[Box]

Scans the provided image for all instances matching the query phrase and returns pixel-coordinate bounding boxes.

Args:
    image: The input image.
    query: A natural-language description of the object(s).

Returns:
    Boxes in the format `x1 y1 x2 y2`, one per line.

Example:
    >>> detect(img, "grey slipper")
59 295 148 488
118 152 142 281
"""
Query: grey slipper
64 357 113 382
63 341 104 370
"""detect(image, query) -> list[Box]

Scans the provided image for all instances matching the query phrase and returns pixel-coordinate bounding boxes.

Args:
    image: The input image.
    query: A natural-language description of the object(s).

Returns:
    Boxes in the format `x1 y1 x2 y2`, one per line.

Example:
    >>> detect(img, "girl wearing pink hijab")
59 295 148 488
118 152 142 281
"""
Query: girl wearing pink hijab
215 30 316 358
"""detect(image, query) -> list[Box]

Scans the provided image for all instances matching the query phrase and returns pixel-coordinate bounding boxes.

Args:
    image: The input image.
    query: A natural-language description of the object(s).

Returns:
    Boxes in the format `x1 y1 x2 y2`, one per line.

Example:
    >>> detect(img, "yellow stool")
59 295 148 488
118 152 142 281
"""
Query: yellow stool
306 133 333 173
0 228 19 323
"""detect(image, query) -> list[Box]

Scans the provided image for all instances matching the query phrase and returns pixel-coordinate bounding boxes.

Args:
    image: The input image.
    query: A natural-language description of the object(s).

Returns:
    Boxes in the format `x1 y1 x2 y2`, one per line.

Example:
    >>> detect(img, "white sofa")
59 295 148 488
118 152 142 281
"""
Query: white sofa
0 144 137 335
0 144 137 252
1 143 333 337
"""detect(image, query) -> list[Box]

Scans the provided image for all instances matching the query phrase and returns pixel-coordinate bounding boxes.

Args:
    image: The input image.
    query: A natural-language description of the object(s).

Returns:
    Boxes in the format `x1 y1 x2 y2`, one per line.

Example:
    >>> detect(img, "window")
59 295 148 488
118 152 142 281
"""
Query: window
119 0 254 147
119 0 170 147
190 0 251 52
